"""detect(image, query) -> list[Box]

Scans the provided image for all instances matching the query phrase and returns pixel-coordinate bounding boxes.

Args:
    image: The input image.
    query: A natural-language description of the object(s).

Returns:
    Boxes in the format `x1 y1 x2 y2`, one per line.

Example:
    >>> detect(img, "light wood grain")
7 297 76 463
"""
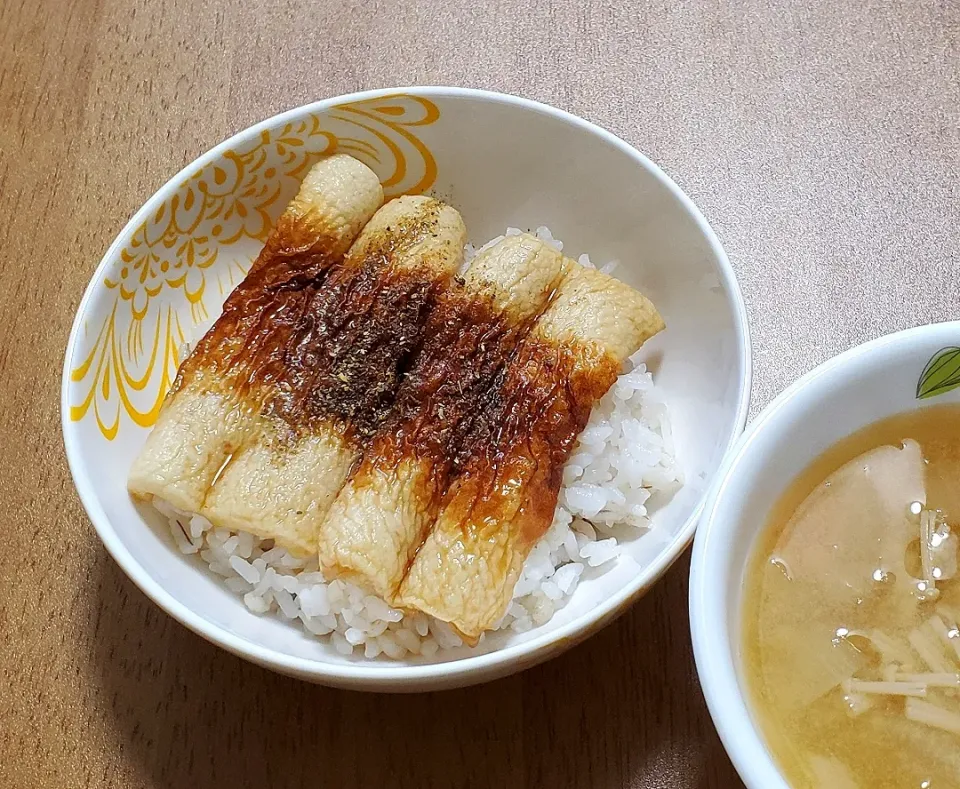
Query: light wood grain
1 0 958 786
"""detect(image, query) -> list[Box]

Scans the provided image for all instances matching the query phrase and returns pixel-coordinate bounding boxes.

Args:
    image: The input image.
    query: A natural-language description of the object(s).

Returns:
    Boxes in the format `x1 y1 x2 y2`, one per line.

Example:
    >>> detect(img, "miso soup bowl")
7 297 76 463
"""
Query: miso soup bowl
62 86 749 691
690 321 960 787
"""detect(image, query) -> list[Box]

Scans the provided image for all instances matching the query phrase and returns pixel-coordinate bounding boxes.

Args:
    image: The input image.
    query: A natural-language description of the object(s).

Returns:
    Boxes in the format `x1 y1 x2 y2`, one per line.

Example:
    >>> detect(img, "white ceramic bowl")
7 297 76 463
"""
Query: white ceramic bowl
690 321 960 787
62 87 749 691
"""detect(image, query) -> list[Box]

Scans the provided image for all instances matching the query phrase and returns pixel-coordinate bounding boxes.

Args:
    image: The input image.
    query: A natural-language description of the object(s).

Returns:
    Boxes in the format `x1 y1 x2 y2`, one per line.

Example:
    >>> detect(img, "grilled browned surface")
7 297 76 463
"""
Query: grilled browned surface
318 234 567 599
397 264 665 642
128 154 384 514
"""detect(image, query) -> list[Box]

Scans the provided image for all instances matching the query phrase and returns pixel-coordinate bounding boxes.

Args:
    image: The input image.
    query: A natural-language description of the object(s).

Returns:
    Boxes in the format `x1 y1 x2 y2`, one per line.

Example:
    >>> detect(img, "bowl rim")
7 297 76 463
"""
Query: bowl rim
62 85 751 688
689 320 960 787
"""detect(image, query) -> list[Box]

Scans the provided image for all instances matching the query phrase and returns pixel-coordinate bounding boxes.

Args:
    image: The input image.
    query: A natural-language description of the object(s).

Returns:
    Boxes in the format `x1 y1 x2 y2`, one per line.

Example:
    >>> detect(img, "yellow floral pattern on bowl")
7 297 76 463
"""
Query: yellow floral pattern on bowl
70 94 440 440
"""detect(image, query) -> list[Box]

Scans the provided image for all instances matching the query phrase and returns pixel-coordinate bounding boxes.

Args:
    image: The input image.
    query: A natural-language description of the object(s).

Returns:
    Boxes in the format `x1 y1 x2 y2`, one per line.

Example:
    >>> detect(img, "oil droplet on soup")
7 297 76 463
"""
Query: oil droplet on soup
742 405 960 788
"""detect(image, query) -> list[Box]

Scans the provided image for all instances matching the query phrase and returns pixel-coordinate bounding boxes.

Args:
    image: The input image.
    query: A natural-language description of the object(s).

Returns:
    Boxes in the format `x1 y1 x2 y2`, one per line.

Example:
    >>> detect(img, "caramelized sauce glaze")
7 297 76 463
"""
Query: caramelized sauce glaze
445 338 619 547
173 200 455 441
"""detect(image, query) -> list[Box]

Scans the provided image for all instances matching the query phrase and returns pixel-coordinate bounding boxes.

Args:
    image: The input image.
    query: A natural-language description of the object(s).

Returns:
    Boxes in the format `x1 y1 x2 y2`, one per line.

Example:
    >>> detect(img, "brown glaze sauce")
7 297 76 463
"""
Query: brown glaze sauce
179 219 343 389
443 338 619 547
346 281 547 511
265 260 441 438
378 287 535 461
173 201 453 442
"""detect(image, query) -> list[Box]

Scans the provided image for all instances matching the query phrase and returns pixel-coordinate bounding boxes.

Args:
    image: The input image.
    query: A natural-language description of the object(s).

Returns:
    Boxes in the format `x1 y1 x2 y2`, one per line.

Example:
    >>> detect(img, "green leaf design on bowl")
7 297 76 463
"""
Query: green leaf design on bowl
917 346 960 399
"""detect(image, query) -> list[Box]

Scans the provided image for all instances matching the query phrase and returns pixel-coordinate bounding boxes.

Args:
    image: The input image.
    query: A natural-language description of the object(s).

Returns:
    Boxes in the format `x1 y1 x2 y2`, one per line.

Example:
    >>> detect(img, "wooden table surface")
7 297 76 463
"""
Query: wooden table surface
2 0 957 786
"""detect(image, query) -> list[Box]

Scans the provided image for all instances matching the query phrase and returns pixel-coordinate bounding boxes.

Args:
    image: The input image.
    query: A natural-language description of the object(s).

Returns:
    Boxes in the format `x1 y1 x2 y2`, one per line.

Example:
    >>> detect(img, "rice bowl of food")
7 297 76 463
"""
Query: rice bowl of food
62 87 749 690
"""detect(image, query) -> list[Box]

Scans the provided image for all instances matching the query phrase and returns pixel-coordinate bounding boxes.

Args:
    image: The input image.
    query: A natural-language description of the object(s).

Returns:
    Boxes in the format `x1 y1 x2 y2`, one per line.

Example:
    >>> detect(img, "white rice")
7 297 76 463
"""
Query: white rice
157 227 681 658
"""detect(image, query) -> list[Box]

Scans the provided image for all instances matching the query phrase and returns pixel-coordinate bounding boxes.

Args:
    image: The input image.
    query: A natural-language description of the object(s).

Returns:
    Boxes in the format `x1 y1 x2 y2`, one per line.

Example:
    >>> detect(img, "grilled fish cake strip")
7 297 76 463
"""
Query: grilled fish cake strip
128 155 383 513
396 264 664 642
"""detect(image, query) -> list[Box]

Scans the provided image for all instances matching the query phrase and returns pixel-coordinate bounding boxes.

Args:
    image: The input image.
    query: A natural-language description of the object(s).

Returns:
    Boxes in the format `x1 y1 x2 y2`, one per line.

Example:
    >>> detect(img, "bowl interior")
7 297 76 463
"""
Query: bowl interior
64 88 747 686
691 322 960 787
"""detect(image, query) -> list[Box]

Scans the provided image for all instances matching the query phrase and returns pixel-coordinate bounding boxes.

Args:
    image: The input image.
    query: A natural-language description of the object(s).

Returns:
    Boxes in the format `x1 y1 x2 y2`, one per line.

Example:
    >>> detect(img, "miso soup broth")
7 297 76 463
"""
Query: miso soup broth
743 405 960 788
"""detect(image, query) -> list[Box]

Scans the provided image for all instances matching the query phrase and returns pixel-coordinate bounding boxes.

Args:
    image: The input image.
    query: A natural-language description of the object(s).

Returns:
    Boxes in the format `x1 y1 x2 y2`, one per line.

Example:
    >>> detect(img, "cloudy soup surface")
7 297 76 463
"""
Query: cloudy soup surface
742 404 960 788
